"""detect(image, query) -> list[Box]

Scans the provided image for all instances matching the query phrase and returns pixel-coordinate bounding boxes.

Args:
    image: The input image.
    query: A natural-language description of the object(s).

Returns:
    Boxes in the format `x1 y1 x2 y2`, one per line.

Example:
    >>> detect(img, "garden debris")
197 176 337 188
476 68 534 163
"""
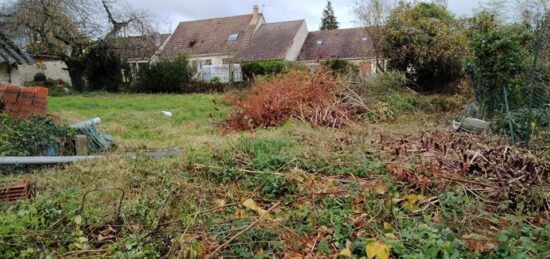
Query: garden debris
0 115 76 156
379 131 550 212
461 234 498 253
161 111 173 117
223 69 367 131
452 117 489 132
0 177 31 202
128 148 181 160
0 85 48 119
72 117 114 154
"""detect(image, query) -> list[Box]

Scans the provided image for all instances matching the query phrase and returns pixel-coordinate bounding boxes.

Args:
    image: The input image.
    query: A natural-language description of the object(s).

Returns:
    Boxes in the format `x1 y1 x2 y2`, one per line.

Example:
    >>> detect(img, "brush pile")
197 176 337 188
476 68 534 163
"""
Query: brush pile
379 131 550 212
223 69 367 131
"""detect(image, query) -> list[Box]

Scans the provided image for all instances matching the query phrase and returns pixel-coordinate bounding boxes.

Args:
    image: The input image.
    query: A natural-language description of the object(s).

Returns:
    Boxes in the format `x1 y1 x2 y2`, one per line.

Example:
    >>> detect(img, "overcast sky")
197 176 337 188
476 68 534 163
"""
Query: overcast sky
132 0 492 33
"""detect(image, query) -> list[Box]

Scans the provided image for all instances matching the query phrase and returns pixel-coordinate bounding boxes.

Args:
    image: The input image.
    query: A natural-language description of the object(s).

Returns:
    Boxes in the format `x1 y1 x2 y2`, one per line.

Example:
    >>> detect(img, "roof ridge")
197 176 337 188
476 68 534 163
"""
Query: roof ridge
264 19 305 25
308 27 367 33
176 13 253 25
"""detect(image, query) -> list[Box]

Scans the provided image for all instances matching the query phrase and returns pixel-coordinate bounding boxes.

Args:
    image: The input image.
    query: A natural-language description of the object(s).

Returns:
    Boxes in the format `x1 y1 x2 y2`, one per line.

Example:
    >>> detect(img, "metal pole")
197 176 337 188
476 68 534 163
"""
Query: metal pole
502 85 516 145
0 156 99 165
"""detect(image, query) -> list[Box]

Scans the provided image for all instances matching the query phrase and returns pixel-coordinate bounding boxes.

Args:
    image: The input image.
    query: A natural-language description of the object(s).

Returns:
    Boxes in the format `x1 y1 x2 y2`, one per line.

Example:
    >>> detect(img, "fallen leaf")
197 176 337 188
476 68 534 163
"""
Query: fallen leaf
373 180 386 195
284 251 304 259
337 248 352 257
400 194 425 211
433 211 441 225
366 241 390 259
462 234 498 253
234 209 246 219
243 199 261 211
214 199 226 207
243 199 270 218
74 215 82 225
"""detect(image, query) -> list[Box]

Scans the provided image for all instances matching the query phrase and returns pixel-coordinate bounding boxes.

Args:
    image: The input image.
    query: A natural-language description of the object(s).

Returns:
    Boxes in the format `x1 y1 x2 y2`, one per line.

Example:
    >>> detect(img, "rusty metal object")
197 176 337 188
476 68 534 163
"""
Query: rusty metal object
0 179 31 203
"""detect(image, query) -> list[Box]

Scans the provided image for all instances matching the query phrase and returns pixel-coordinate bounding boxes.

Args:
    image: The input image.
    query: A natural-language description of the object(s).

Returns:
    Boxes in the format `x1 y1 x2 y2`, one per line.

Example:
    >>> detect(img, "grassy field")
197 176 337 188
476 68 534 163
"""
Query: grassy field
48 93 233 149
1 93 549 258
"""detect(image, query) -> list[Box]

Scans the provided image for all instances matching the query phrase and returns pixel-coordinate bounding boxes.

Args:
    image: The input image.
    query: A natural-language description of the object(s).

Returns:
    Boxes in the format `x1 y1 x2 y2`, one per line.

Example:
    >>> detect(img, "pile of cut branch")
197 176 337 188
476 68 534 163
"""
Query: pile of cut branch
379 131 550 212
223 69 367 131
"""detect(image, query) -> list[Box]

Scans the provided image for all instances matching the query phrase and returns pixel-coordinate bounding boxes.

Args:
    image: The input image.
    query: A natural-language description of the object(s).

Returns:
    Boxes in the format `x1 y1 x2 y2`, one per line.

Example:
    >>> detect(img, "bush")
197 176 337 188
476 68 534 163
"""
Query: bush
85 41 126 92
493 107 550 145
181 81 249 94
132 54 195 93
383 2 467 92
0 114 75 156
353 70 464 117
465 12 530 119
322 59 359 74
358 70 408 96
241 60 292 81
33 73 46 82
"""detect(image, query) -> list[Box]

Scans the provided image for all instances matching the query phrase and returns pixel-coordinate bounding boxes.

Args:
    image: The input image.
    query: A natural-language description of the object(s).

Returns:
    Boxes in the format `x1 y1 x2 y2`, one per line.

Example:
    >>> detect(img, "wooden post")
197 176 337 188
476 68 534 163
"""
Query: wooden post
75 135 89 156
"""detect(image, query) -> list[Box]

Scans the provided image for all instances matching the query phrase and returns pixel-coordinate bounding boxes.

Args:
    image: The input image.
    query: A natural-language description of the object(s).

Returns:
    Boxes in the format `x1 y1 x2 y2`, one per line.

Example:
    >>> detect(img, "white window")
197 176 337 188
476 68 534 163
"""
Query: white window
228 33 239 42
316 39 324 46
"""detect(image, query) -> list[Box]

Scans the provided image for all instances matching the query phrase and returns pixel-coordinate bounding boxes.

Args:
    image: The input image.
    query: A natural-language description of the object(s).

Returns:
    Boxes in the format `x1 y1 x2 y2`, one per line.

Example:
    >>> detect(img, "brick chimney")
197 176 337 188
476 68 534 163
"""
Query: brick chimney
251 5 259 23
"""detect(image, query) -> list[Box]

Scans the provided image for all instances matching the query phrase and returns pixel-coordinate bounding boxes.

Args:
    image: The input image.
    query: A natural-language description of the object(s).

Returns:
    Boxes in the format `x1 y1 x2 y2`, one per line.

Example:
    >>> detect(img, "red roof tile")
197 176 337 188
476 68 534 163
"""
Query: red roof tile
298 28 374 62
162 14 258 58
237 20 305 61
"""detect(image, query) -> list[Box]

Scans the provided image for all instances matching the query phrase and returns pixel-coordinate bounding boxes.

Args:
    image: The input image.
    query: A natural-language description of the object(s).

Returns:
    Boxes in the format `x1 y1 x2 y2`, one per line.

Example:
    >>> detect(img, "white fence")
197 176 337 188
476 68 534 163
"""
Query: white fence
198 64 242 83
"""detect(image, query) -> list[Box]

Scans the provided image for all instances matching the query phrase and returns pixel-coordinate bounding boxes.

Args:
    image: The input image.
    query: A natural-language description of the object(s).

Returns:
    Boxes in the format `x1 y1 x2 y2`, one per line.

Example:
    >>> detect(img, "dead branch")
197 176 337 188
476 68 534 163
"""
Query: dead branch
206 201 282 258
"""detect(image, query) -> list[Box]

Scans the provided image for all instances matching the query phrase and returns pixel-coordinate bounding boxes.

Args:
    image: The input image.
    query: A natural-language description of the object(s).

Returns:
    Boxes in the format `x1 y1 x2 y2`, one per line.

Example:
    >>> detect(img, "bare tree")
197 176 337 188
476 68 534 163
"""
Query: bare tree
354 0 395 73
0 0 153 89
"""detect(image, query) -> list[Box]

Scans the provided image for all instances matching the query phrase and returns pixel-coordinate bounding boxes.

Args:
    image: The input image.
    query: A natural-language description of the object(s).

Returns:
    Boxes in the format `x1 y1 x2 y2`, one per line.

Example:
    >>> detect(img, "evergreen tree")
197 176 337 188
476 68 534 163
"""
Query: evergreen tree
320 1 339 30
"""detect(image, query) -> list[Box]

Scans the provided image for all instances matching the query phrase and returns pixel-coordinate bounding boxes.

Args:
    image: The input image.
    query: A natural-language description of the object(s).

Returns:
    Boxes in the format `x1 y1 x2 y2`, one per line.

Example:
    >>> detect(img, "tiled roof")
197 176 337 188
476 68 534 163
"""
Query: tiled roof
0 33 33 65
162 14 258 58
113 34 170 61
298 28 374 62
237 20 305 61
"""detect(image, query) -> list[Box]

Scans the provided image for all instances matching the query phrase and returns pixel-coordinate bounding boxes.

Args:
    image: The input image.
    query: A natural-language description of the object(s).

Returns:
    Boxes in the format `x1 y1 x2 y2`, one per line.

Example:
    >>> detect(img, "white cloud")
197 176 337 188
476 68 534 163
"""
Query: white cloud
129 0 484 33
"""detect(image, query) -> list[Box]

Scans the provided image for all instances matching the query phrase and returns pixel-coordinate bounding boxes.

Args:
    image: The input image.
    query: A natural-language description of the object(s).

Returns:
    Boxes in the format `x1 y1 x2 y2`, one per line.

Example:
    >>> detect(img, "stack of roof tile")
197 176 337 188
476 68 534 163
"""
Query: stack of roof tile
0 179 31 203
0 85 48 119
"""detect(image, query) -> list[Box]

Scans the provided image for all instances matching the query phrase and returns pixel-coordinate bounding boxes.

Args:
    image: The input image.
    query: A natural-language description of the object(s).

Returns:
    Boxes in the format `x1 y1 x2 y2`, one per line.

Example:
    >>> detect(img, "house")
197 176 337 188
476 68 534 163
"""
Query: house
161 6 265 68
298 28 381 77
0 33 35 85
158 6 266 82
113 33 171 78
1 32 73 86
237 20 308 62
159 6 383 82
159 6 313 82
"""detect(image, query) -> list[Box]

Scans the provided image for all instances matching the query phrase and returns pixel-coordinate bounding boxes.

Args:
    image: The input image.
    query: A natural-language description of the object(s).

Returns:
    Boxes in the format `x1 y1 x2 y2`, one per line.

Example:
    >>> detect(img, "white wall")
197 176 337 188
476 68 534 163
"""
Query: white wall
285 22 309 61
0 60 71 86
190 55 232 66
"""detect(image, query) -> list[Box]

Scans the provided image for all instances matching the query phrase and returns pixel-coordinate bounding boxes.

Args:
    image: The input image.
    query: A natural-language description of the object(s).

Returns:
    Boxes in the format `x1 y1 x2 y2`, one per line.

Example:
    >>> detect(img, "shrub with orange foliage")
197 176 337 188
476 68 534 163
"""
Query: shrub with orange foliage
223 69 366 131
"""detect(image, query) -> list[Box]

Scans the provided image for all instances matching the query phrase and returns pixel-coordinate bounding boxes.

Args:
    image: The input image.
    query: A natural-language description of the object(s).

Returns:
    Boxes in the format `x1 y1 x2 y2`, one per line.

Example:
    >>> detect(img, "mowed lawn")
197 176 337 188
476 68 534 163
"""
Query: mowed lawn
48 93 233 149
